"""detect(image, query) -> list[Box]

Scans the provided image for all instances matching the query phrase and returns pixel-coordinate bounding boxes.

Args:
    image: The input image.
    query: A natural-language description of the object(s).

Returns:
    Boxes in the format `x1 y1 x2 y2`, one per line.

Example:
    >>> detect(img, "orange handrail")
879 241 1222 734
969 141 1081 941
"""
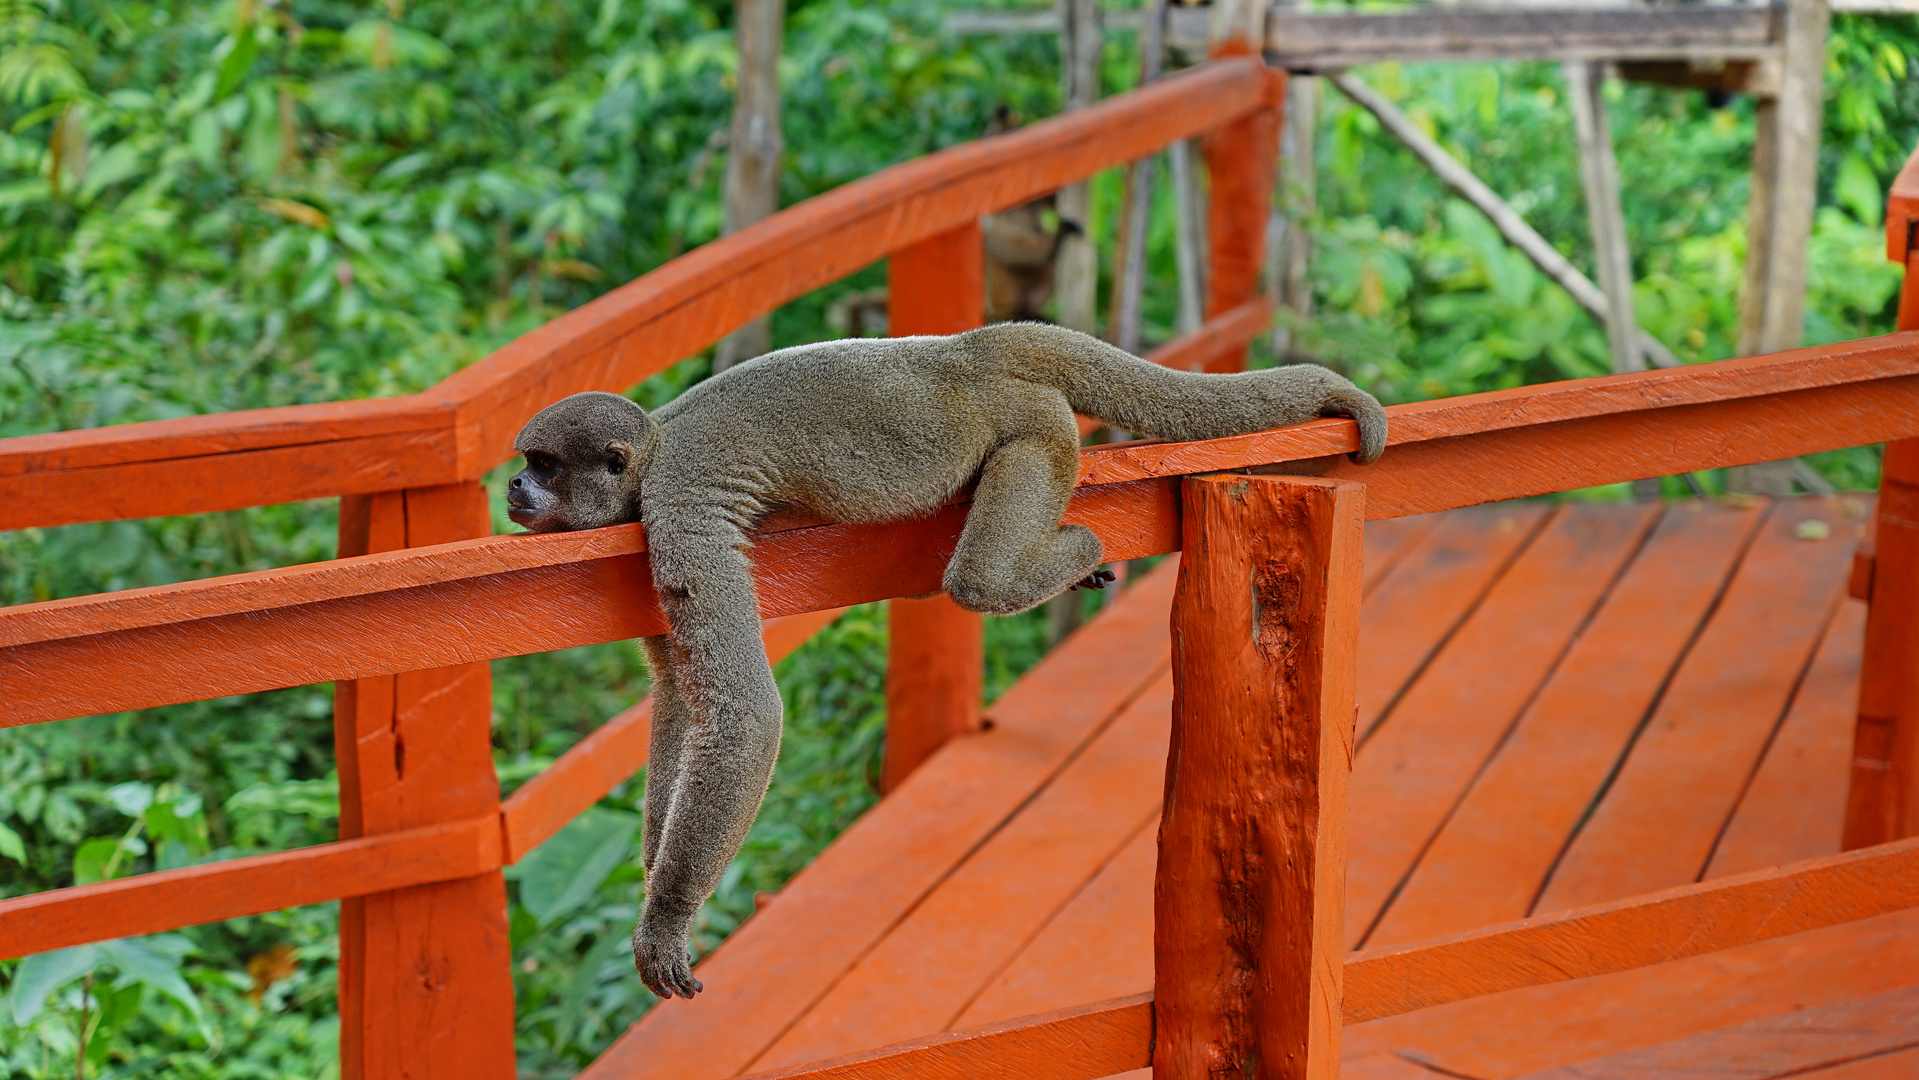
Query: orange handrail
0 59 1278 532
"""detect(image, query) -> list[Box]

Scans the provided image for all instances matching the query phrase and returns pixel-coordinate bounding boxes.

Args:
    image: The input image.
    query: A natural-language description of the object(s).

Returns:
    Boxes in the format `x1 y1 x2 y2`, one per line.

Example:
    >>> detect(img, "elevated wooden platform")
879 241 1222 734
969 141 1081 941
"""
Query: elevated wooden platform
585 493 1915 1080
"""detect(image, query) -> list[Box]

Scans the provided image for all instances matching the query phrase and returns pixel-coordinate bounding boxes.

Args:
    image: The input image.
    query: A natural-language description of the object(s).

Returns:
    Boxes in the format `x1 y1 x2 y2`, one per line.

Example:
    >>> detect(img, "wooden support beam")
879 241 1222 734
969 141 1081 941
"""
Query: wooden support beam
1109 0 1166 357
334 483 514 1080
884 224 987 791
1269 70 1317 357
1566 60 1644 375
1157 474 1361 1078
1168 139 1207 335
1846 157 1919 848
1200 55 1283 372
1330 71 1681 369
714 0 786 372
1261 5 1780 69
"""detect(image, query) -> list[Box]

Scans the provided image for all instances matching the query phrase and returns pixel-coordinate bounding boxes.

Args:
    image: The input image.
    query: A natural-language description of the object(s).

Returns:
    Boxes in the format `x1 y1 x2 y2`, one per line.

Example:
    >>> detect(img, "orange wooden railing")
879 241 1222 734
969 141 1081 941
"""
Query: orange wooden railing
5 44 1919 1080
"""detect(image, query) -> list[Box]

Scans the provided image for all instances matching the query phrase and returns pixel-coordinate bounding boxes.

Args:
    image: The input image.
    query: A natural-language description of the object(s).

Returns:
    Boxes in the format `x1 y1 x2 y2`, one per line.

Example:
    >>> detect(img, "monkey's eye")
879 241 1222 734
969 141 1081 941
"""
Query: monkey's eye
523 452 560 476
607 456 626 476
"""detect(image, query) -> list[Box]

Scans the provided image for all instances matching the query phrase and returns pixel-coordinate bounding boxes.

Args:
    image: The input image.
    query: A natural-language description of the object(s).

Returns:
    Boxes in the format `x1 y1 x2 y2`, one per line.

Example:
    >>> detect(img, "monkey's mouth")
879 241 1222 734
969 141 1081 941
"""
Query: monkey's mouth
506 503 553 530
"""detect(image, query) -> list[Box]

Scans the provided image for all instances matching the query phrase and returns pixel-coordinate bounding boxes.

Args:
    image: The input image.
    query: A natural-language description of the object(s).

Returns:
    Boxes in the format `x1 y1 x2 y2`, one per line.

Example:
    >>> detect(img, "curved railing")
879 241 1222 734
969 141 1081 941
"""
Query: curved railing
3 47 1918 1080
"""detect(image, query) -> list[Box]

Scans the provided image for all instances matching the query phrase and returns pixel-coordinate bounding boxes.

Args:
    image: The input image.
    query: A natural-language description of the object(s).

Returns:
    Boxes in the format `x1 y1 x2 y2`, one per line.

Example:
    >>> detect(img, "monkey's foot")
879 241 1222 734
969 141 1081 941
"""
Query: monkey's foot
1069 569 1117 592
633 923 704 1000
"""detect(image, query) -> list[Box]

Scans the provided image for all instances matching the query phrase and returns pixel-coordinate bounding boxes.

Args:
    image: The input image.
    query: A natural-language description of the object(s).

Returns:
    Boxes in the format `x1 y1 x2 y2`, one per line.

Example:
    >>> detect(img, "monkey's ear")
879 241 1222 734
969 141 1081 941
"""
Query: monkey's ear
605 440 634 475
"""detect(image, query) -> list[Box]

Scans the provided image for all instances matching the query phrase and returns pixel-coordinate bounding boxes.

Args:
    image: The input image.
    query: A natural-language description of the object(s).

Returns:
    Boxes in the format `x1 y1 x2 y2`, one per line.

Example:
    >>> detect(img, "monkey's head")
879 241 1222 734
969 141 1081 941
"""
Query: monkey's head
507 391 660 532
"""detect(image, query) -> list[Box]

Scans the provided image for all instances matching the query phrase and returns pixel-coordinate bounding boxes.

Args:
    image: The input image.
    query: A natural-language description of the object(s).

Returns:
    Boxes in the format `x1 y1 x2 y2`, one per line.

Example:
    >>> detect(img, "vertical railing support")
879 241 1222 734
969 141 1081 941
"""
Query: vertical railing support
335 483 515 1080
1156 474 1362 1079
1202 48 1284 373
881 224 987 792
1845 155 1919 848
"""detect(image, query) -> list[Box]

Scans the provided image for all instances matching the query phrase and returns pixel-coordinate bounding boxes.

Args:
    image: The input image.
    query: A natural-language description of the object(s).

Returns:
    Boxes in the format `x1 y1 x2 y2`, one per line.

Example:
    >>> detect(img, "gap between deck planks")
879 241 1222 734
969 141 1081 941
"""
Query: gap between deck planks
589 498 1879 1080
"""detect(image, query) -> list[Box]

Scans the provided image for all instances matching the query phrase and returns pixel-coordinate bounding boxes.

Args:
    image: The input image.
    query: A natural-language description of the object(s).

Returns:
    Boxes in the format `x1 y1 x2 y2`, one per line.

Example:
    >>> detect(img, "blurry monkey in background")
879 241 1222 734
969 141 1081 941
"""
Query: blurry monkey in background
981 106 1079 324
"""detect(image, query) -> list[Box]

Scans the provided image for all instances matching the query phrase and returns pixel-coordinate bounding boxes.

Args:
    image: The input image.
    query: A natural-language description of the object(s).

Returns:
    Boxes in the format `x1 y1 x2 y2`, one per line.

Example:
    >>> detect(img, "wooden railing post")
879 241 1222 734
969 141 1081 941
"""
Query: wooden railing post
335 483 515 1080
880 223 987 792
1844 154 1919 848
1156 474 1362 1079
1200 29 1283 374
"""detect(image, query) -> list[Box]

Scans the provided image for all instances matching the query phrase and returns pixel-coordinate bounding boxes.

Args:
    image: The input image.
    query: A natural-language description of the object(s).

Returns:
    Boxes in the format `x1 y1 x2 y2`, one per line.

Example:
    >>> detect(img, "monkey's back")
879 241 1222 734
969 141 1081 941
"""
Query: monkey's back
645 335 1077 526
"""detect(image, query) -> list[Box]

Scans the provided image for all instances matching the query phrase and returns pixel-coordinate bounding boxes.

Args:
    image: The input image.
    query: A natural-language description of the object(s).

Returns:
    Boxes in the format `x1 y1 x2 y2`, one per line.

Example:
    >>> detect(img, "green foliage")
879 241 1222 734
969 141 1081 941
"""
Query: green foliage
0 0 1916 1075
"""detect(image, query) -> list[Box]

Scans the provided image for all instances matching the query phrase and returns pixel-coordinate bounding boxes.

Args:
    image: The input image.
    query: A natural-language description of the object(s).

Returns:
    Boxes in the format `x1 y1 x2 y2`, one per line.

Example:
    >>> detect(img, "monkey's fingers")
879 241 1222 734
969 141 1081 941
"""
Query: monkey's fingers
1070 569 1117 592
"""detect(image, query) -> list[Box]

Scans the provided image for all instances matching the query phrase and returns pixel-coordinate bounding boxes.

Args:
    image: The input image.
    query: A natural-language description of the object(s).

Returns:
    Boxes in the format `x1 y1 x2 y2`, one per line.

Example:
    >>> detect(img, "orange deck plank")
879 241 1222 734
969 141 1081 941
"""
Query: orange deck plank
754 673 1174 1068
1707 597 1868 879
1355 504 1551 739
1535 497 1859 913
584 561 1180 1080
1799 1046 1919 1079
1346 906 1919 1079
1366 500 1765 946
1510 983 1919 1079
1346 501 1662 948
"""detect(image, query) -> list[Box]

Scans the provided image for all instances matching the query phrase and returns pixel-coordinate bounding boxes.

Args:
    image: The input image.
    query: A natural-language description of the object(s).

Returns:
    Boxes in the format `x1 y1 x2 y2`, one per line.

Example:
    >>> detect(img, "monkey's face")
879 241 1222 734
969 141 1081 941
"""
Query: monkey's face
508 392 657 533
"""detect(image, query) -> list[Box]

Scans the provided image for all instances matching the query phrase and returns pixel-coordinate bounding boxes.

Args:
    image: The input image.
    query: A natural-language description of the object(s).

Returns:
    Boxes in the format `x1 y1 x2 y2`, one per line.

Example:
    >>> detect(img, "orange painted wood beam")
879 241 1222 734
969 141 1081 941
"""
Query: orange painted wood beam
10 337 1919 726
1887 142 1919 265
0 60 1274 531
733 994 1151 1080
1342 835 1919 1025
0 816 500 961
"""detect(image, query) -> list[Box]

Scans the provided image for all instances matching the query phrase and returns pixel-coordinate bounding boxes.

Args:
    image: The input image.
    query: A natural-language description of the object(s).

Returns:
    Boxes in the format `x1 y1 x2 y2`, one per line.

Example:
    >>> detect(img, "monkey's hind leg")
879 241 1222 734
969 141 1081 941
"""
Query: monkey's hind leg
944 437 1103 616
637 636 692 877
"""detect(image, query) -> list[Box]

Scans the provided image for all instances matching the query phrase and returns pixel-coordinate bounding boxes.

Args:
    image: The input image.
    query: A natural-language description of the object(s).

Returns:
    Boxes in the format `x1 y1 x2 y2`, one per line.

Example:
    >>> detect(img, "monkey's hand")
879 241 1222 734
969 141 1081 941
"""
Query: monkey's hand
1069 569 1117 592
633 910 704 1000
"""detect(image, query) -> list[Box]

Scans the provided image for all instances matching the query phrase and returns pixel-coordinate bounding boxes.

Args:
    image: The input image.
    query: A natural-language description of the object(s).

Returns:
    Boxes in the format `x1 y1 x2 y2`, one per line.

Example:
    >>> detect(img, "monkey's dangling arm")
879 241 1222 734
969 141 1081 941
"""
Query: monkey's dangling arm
638 636 692 876
944 435 1103 616
633 514 785 999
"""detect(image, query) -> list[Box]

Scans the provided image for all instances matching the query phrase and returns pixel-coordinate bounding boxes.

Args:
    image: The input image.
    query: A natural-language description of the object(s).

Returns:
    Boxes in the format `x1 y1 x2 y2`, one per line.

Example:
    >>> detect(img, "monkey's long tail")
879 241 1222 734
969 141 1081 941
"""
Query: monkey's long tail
972 322 1388 464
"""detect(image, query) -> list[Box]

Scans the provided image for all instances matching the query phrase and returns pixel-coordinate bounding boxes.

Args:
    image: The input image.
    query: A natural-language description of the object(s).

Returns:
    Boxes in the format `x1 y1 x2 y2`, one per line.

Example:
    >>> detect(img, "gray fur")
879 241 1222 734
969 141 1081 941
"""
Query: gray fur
507 322 1386 998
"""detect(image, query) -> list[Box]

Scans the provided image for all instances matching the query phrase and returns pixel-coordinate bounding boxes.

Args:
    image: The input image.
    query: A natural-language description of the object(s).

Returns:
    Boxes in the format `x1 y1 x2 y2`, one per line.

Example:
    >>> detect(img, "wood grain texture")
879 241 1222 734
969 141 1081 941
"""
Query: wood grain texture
1348 502 1659 948
1157 475 1362 1080
333 483 515 1080
1370 500 1764 946
0 816 500 960
586 563 1178 1080
1262 5 1778 69
732 995 1152 1080
883 223 986 792
1538 498 1857 914
1710 596 1867 879
1343 836 1919 1025
1510 984 1919 1080
1198 54 1280 374
761 673 1173 1067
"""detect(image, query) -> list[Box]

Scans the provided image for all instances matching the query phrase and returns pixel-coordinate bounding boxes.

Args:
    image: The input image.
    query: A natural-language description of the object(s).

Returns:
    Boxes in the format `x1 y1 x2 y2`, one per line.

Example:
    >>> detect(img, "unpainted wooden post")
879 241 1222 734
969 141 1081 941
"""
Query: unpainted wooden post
1156 474 1361 1079
335 482 514 1080
1565 60 1643 375
1730 0 1829 493
882 224 986 792
1054 0 1102 338
1109 0 1166 357
1201 35 1282 373
1269 72 1317 358
1844 197 1919 847
713 0 786 372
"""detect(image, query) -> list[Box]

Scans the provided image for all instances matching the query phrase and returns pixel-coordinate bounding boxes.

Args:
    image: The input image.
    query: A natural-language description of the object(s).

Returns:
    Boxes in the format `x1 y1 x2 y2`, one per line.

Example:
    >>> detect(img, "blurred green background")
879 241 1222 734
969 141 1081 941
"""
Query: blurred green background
0 0 1914 1075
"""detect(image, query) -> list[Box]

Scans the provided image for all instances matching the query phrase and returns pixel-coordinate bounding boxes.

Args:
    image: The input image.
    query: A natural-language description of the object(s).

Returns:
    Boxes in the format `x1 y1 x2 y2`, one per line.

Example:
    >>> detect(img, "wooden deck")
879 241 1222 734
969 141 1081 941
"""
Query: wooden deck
589 493 1912 1079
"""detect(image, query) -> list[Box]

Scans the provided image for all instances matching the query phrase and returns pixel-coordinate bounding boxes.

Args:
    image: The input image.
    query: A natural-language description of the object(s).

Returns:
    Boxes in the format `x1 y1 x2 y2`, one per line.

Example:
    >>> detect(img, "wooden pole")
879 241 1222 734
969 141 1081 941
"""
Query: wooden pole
1844 242 1919 849
882 224 986 792
335 484 514 1080
1156 474 1361 1080
1201 38 1281 374
1730 0 1829 492
1109 0 1167 357
1565 60 1643 375
1270 73 1317 358
1330 72 1681 370
1169 139 1207 336
1054 0 1102 338
713 0 786 372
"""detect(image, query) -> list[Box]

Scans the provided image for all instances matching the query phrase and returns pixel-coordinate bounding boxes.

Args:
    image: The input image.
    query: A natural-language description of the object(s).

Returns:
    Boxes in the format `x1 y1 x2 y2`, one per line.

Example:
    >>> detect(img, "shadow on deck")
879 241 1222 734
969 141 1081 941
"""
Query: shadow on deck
590 494 1917 1080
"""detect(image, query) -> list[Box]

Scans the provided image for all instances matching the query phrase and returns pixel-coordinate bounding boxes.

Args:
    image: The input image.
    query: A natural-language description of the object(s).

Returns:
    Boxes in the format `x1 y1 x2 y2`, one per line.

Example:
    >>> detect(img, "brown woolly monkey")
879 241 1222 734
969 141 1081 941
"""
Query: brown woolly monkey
980 106 1078 323
506 322 1387 999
